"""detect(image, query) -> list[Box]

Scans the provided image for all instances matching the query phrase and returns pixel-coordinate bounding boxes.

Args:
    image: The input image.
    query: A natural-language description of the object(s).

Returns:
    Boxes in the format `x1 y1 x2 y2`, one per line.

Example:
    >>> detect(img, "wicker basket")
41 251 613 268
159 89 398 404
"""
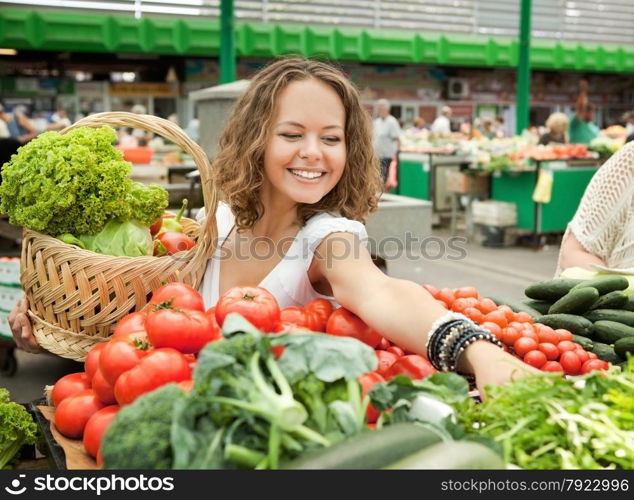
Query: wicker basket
21 112 218 361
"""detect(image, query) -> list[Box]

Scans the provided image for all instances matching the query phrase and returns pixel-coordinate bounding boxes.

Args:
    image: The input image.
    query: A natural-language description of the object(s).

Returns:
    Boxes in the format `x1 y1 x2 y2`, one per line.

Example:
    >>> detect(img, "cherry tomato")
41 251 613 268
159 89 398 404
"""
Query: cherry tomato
476 298 498 314
54 389 105 439
215 286 281 332
575 349 590 364
436 288 455 308
559 351 582 375
83 405 119 459
515 312 534 324
497 305 515 322
484 310 508 328
463 307 485 324
52 372 91 407
538 342 560 361
454 286 479 299
149 282 205 312
523 349 547 368
386 355 436 380
536 324 558 344
514 337 538 357
386 345 405 357
326 308 382 348
557 340 578 354
502 326 521 346
480 321 503 340
358 372 385 423
554 329 573 342
451 298 471 313
581 359 609 374
375 350 399 378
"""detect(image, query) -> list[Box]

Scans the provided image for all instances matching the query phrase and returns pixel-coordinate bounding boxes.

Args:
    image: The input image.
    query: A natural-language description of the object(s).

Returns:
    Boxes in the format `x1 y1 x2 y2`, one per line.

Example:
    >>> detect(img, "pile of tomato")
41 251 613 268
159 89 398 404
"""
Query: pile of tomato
423 284 609 376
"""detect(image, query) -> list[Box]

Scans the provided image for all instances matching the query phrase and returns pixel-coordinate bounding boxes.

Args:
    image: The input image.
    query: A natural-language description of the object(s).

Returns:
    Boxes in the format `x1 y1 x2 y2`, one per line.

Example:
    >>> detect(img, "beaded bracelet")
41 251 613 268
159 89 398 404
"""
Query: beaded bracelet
450 328 503 374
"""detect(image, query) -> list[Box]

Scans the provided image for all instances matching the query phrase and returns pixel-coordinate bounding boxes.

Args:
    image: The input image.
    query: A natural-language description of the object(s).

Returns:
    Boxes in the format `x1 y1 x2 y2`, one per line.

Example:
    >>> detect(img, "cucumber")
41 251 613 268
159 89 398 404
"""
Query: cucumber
384 440 504 470
572 334 593 351
593 321 634 345
285 423 443 469
614 337 634 359
548 287 599 315
623 297 634 312
571 276 629 295
520 299 552 315
591 342 625 364
524 279 584 302
584 309 634 327
589 291 629 311
537 314 594 338
486 296 542 321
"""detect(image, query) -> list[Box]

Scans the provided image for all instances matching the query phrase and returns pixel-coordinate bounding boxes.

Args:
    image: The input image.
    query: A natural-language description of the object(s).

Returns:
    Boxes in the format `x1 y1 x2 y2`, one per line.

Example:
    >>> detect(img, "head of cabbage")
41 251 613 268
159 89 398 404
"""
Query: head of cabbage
58 219 153 257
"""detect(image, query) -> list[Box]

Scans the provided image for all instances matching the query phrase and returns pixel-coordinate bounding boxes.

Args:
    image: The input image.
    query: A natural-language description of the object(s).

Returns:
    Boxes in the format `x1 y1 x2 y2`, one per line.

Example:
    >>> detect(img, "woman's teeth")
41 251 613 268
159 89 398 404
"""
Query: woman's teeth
290 169 324 179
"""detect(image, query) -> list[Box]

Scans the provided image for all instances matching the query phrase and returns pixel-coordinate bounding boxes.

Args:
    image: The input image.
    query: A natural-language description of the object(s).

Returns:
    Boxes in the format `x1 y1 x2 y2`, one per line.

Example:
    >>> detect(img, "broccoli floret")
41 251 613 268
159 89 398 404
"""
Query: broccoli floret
0 388 38 469
101 384 186 469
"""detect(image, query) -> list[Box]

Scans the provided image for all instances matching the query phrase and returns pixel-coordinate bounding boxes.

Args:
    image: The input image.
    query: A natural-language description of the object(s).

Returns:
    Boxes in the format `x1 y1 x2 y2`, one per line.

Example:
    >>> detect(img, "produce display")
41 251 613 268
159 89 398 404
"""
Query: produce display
0 388 38 469
35 278 634 470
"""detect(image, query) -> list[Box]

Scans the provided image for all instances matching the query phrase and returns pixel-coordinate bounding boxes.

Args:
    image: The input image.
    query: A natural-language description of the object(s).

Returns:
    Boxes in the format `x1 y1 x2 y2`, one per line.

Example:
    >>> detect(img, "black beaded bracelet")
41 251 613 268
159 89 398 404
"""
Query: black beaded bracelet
451 329 504 374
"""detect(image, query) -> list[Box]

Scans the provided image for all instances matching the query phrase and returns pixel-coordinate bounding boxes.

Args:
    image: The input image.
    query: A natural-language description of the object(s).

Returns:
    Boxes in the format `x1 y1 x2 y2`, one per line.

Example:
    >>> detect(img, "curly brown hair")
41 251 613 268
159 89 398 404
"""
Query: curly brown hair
211 57 383 231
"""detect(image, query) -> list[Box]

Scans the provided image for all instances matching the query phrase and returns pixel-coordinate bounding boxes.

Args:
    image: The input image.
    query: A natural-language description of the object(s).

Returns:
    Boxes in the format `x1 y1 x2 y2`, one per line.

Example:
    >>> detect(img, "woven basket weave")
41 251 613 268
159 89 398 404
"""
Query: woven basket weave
21 112 218 361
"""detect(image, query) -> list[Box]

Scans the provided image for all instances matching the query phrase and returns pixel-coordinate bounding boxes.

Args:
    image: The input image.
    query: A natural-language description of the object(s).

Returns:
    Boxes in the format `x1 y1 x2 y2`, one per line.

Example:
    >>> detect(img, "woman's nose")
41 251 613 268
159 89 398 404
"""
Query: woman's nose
298 137 322 162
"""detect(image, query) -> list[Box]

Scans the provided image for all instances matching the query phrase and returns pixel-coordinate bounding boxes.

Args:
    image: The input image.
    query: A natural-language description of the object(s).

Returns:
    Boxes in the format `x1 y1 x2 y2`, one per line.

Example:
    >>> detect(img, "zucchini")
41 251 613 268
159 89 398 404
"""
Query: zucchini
572 334 593 351
285 423 443 469
571 276 629 295
591 342 625 364
593 321 634 345
614 337 634 359
524 279 584 302
520 299 552 315
589 291 629 311
548 287 599 315
537 314 594 338
384 440 505 470
623 297 634 312
486 296 542 321
584 309 634 327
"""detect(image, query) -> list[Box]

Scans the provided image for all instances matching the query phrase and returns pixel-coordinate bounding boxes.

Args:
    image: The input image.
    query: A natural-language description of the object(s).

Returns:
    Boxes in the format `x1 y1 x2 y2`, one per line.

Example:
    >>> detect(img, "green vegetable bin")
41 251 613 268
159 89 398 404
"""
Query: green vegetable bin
20 112 219 361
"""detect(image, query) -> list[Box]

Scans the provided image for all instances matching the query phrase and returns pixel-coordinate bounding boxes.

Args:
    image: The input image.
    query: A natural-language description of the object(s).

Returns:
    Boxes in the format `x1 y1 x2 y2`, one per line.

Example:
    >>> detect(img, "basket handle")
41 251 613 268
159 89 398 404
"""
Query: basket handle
62 111 218 238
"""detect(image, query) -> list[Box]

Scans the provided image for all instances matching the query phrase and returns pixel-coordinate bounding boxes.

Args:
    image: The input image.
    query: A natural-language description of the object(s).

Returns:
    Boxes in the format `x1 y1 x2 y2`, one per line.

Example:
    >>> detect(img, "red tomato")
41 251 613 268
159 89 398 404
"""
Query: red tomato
502 326 521 346
554 329 573 342
378 337 391 350
463 307 485 324
149 282 205 312
54 389 105 439
386 345 405 357
541 361 564 372
305 299 334 331
204 307 223 342
375 350 399 378
422 284 439 298
515 312 534 324
484 310 508 328
581 359 609 374
575 349 590 364
521 330 540 343
557 340 577 354
386 355 436 380
149 218 163 237
280 306 309 327
497 305 515 321
99 332 149 386
83 405 119 459
112 311 147 338
514 337 538 357
477 298 498 315
480 321 503 340
215 286 281 332
559 351 582 375
84 343 107 383
91 368 117 406
52 372 91 407
154 231 195 255
96 448 104 468
454 286 479 299
523 350 547 368
538 342 559 361
358 372 385 423
114 348 191 406
587 352 598 360
326 308 382 348
146 307 217 354
450 298 471 313
536 325 558 344
436 288 456 308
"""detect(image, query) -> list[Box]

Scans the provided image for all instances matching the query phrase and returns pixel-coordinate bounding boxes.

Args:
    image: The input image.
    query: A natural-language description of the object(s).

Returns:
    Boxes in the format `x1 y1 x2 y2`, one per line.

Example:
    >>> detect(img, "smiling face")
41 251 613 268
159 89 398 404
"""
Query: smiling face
262 78 347 206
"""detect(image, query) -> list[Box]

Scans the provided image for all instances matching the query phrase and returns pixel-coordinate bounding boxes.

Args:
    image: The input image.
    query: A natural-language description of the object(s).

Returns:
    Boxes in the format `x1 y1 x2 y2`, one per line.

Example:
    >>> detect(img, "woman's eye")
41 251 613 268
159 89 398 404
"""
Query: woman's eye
323 136 341 143
280 133 301 139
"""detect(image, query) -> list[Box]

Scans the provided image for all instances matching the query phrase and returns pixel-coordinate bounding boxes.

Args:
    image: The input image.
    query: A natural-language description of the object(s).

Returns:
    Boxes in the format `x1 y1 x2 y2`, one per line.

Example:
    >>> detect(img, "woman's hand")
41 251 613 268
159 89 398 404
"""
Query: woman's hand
459 340 540 399
8 297 42 353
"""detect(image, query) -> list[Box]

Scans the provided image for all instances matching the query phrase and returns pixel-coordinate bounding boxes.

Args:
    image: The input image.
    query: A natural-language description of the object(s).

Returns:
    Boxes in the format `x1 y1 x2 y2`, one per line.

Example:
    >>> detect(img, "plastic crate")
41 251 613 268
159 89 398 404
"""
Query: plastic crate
0 285 23 312
472 200 517 227
0 258 21 287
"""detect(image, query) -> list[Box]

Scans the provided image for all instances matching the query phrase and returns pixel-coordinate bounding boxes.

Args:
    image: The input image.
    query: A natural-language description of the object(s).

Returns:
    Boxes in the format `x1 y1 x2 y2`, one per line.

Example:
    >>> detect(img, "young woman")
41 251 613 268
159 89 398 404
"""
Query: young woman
10 58 535 396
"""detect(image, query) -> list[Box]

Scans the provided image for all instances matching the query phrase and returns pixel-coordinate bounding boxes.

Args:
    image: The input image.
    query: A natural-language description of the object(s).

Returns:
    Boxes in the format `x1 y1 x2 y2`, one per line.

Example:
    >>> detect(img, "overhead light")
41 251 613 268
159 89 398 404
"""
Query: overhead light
0 49 17 56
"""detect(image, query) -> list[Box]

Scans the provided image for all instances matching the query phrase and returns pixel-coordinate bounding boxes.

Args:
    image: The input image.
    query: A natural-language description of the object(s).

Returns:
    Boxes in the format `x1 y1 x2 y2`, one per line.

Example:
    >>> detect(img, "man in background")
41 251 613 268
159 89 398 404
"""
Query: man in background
431 105 452 136
372 99 401 187
569 79 599 144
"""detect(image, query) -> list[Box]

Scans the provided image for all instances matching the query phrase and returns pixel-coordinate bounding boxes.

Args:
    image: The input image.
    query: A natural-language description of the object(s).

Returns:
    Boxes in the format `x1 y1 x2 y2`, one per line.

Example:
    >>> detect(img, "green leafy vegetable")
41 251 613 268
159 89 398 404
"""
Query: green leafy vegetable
59 219 153 257
0 126 168 236
0 388 38 469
